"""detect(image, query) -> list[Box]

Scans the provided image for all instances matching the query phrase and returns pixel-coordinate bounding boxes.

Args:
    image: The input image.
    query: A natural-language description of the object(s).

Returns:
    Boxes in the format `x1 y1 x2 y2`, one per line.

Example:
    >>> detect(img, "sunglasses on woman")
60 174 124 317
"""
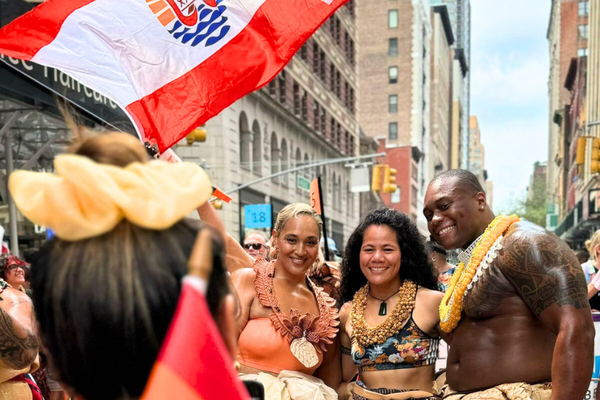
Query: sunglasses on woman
243 243 263 250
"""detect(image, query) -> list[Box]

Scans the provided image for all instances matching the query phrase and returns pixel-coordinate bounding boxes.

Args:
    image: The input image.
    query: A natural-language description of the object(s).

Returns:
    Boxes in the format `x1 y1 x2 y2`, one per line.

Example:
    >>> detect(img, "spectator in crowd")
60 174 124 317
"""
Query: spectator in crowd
575 249 590 265
427 241 456 292
583 235 599 284
9 129 238 400
0 256 39 397
0 255 27 291
243 230 269 259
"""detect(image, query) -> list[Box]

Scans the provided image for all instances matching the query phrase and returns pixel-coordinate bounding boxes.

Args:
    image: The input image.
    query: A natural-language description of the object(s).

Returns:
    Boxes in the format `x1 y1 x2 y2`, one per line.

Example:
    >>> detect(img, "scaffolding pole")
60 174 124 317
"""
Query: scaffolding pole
5 130 18 256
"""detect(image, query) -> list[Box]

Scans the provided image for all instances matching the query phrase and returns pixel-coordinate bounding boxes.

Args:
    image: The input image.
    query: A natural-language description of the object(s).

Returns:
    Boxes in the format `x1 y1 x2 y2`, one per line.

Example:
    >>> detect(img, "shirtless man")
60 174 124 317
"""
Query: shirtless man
0 282 39 397
423 170 594 400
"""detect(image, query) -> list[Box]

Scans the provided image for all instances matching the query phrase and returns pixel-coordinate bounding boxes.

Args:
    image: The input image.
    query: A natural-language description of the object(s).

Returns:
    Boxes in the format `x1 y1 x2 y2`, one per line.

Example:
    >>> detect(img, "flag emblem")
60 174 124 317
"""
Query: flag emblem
147 0 230 47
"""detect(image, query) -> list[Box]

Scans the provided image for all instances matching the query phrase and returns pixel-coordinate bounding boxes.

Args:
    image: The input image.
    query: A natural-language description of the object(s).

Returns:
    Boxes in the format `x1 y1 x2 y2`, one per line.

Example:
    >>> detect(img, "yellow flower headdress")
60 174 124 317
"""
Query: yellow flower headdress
8 154 213 241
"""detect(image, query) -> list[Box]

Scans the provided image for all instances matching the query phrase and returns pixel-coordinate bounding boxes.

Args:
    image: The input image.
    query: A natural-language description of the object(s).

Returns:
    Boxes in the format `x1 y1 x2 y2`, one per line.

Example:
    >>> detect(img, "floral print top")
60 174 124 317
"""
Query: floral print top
351 315 439 371
437 267 457 292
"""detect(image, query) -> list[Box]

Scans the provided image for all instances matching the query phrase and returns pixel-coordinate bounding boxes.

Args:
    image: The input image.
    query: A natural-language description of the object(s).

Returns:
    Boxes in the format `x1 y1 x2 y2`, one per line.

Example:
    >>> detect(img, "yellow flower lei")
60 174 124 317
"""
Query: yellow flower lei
439 214 520 333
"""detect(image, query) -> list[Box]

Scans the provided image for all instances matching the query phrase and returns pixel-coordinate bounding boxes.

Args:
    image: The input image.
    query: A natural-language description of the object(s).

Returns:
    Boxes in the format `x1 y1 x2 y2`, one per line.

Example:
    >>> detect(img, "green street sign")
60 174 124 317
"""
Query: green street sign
297 175 311 191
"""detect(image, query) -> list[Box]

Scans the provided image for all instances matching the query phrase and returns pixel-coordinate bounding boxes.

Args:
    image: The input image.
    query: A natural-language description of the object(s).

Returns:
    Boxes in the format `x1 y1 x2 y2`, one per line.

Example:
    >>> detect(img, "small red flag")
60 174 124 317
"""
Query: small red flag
142 280 249 400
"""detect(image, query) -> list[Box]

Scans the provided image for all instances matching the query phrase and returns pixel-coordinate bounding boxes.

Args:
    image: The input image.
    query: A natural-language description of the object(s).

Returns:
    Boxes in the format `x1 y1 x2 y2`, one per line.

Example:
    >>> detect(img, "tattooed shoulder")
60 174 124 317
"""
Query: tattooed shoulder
496 222 589 317
0 306 38 369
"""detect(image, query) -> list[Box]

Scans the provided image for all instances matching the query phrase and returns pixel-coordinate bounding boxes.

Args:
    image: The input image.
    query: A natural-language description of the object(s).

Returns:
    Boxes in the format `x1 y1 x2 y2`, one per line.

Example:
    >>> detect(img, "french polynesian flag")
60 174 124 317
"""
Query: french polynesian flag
0 0 348 152
142 276 249 400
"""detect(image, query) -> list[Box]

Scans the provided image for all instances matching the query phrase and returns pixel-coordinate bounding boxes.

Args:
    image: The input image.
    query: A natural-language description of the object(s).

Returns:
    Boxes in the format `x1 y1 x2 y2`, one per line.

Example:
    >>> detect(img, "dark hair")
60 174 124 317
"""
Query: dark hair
427 241 447 256
575 249 590 264
431 169 484 195
31 219 228 400
21 249 39 264
341 208 438 303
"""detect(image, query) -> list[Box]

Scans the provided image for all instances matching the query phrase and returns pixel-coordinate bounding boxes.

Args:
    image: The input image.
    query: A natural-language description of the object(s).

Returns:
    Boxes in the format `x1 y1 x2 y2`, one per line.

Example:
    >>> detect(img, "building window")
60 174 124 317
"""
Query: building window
389 122 398 140
389 66 398 84
389 95 398 113
300 44 308 62
312 42 320 74
579 1 589 16
389 38 398 56
278 71 287 105
579 48 588 57
388 10 398 28
579 24 588 39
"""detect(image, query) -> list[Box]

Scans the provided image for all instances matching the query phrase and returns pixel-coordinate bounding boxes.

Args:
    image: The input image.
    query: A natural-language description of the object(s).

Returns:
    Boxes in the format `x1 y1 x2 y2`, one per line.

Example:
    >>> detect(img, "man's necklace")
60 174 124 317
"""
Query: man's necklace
369 288 400 316
457 232 484 265
439 215 520 333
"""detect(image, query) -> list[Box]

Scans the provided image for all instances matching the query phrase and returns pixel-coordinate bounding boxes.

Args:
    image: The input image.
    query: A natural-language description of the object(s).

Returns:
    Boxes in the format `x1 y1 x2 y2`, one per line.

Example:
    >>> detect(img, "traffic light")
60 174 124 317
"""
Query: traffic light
382 165 397 194
591 138 600 174
212 200 223 210
576 137 586 165
186 126 206 145
371 164 382 192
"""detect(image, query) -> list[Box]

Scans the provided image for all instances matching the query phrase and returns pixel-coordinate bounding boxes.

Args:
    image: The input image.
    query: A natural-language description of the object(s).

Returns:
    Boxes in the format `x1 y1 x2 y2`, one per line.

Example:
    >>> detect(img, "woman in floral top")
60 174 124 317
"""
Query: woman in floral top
338 209 445 400
426 242 457 292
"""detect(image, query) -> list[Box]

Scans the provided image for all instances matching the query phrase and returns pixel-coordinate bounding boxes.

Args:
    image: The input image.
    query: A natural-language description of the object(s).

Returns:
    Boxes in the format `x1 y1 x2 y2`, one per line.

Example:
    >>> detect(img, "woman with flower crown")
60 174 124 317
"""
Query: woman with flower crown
197 201 341 400
337 208 445 400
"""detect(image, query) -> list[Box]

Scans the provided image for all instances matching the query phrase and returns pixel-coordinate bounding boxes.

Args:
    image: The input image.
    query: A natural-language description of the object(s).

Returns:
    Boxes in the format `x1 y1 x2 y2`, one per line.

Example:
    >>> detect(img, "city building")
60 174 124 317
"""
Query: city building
468 116 485 185
429 5 455 178
173 2 361 250
547 0 588 231
551 0 600 248
487 180 494 211
430 0 471 169
375 141 423 224
357 0 433 231
527 162 548 201
467 115 492 207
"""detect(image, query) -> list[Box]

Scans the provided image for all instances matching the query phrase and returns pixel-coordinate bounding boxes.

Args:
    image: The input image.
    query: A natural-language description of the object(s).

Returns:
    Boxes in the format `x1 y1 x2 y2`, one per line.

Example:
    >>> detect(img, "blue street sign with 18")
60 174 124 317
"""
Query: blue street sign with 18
244 204 272 229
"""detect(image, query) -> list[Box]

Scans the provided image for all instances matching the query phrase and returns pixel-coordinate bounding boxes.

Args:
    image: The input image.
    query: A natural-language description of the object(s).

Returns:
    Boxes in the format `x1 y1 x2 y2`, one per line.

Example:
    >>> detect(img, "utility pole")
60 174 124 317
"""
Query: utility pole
223 153 386 194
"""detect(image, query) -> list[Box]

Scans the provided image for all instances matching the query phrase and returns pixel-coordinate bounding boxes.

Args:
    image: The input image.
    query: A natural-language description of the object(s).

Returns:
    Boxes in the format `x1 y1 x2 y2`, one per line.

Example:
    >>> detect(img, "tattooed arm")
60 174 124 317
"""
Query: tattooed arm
498 224 594 400
0 288 38 370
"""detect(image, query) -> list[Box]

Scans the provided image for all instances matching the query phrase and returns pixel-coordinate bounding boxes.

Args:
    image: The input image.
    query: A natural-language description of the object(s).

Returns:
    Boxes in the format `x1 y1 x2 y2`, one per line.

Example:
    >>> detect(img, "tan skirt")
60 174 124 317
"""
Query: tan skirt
440 382 552 400
240 370 337 400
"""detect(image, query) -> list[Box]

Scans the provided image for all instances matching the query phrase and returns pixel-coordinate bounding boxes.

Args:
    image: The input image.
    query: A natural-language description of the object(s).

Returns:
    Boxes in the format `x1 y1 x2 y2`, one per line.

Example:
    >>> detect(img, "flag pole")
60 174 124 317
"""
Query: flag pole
317 176 331 262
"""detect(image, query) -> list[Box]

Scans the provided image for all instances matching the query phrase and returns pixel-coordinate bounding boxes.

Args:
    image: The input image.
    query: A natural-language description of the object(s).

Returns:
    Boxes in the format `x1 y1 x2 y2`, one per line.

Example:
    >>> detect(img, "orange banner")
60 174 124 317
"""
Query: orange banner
310 178 322 215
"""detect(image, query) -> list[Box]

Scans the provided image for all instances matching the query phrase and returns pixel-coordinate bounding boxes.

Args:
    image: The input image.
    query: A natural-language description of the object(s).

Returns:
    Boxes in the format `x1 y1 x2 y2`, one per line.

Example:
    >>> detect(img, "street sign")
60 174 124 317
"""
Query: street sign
297 175 311 192
350 167 370 192
244 204 272 229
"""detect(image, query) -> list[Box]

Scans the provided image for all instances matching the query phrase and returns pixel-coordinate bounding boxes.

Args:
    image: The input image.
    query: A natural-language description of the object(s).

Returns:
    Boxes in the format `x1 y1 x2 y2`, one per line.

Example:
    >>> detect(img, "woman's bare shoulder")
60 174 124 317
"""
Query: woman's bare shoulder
339 301 353 324
416 287 443 308
231 267 257 292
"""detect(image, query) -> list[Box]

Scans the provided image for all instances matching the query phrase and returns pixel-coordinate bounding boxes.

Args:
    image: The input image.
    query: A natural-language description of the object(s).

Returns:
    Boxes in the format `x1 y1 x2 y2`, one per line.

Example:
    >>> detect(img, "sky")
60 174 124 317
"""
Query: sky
470 0 551 213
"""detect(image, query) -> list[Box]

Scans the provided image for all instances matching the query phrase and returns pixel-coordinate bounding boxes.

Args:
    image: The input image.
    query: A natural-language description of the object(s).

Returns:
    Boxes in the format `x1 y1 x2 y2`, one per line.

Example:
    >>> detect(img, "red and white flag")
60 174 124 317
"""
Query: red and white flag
0 0 348 151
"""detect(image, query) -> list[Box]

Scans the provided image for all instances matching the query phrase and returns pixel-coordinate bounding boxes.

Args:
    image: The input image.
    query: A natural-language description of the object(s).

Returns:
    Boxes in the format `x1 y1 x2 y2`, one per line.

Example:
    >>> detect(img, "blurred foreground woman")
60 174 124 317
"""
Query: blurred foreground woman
9 129 238 400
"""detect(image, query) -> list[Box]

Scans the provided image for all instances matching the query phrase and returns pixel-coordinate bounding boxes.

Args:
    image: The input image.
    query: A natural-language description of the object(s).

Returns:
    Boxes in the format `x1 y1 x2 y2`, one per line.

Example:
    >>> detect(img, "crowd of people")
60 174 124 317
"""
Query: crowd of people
0 125 595 400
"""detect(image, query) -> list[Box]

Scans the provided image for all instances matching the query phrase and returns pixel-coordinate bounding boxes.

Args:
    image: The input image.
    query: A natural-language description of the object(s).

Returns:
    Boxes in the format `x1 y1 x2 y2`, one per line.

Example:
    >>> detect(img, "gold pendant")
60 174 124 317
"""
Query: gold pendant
290 337 319 368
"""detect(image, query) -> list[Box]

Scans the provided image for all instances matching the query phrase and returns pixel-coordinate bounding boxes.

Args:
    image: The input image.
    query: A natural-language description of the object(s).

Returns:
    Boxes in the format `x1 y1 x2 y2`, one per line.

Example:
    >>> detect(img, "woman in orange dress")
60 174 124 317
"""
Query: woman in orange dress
198 202 340 399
